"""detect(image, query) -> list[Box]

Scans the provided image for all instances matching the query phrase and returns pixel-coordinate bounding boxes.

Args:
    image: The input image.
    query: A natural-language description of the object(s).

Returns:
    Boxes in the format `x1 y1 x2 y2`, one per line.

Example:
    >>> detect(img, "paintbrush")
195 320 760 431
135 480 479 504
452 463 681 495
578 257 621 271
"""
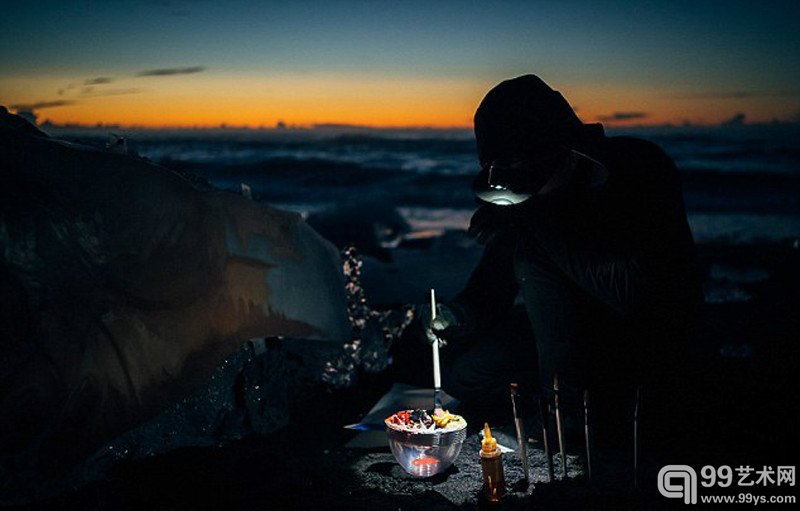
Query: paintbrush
509 383 530 485
538 395 555 482
584 389 592 481
634 385 641 489
430 289 443 412
554 374 567 479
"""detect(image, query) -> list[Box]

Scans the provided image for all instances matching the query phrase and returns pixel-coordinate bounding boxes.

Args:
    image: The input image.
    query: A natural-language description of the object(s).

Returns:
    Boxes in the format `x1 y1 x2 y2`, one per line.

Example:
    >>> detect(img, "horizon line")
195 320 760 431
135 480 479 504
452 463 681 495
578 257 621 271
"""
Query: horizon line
8 107 797 132
34 119 798 132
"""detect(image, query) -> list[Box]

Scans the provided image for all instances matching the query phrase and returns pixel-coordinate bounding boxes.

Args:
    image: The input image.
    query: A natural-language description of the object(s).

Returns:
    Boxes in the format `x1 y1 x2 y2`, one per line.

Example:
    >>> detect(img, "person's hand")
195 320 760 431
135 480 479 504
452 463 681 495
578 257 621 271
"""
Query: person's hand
416 302 462 347
467 204 512 245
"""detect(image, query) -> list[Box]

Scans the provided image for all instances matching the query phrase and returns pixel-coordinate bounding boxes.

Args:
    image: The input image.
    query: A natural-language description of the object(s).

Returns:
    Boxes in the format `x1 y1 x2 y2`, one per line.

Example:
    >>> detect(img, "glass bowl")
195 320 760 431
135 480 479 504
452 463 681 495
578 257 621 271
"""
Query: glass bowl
385 421 468 477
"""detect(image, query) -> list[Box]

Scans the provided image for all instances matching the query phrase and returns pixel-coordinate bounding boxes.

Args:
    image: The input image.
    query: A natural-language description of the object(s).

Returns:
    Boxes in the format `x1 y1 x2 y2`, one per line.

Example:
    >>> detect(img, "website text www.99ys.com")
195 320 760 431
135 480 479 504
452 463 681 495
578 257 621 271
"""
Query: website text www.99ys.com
658 465 796 505
699 494 796 506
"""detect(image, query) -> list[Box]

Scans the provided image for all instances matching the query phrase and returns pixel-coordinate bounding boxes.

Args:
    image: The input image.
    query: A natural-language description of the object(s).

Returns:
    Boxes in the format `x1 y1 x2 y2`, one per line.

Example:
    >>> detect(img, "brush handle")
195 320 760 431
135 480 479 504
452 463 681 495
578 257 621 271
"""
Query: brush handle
539 396 555 482
432 341 441 389
634 386 640 489
515 417 530 482
430 289 442 408
509 386 529 482
554 374 567 478
584 389 592 481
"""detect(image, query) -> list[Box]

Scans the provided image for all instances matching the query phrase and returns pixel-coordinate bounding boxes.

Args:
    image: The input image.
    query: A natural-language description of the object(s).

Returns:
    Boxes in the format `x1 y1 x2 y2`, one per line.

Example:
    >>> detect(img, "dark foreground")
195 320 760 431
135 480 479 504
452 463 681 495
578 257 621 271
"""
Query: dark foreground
7 240 797 511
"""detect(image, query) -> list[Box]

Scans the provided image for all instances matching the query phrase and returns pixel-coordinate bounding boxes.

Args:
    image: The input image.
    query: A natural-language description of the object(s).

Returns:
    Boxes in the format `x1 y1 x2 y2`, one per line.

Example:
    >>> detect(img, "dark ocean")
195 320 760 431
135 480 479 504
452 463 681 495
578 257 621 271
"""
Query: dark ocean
57 123 800 245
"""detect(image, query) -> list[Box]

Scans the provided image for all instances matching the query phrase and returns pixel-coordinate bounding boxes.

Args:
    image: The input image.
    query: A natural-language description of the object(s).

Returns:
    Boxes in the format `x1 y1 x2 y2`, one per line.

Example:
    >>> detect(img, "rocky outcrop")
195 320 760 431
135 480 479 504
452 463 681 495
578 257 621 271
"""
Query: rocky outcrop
0 108 350 473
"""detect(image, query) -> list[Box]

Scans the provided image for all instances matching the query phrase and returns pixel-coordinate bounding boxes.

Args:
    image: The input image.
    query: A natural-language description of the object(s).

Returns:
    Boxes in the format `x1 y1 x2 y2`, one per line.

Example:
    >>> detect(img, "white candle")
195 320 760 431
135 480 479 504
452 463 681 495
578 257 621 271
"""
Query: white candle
431 289 441 389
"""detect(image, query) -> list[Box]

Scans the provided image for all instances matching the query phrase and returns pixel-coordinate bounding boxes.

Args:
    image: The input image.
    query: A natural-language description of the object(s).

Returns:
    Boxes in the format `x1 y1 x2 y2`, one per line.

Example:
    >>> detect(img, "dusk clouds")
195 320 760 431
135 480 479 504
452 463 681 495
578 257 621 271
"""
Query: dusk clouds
14 65 205 115
84 77 114 85
136 66 206 77
10 100 75 110
80 88 142 98
670 90 799 100
597 112 649 122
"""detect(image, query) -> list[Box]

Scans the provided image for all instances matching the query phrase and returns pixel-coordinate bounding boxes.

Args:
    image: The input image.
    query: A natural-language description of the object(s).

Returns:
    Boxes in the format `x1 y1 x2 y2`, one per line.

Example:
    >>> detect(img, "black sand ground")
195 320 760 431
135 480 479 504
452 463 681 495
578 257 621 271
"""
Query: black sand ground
9 242 799 511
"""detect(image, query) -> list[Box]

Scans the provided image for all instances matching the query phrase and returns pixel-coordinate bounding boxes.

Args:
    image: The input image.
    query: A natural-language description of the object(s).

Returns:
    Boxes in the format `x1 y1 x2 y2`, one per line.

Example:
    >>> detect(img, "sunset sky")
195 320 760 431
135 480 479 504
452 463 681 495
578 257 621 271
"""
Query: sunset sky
2 0 798 128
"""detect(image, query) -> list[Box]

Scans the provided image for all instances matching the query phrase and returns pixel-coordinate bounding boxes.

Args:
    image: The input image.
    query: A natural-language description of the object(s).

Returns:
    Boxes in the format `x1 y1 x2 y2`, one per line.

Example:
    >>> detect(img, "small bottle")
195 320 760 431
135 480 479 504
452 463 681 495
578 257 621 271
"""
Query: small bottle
480 422 506 502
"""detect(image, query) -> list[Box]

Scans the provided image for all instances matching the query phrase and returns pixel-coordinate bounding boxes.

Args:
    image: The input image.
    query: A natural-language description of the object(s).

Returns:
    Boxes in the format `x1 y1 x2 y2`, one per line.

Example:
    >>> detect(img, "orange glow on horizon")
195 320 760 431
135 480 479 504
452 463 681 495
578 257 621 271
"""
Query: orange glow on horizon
2 73 793 129
3 73 484 129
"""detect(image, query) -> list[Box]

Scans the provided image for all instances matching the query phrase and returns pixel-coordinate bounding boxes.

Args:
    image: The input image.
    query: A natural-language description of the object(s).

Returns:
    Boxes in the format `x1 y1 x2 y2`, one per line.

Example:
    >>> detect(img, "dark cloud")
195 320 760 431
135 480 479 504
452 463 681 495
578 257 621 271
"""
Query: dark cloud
58 83 78 96
136 66 206 76
671 90 798 100
84 77 114 85
721 113 746 127
674 91 756 99
80 88 142 98
597 112 649 122
10 100 75 111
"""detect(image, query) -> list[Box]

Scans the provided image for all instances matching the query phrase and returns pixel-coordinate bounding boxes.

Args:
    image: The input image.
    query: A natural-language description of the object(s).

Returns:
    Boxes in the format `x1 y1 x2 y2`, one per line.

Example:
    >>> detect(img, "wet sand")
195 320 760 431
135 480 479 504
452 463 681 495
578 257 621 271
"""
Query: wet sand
22 238 799 510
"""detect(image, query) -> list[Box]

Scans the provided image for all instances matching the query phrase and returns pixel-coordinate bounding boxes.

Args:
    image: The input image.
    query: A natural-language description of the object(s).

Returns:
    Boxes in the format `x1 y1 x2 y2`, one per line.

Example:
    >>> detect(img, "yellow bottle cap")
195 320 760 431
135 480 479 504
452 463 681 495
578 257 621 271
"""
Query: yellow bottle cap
481 422 497 454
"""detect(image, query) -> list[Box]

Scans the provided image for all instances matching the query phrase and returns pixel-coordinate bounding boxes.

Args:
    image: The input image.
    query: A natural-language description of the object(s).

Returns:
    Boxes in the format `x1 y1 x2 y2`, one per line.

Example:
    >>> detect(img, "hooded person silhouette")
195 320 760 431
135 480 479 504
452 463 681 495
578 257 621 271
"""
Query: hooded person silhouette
405 75 702 429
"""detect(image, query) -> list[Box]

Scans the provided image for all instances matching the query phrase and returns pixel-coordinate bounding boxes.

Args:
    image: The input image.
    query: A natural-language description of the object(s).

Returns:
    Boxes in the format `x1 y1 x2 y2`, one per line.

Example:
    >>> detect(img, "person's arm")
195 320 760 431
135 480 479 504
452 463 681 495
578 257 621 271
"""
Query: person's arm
449 229 520 333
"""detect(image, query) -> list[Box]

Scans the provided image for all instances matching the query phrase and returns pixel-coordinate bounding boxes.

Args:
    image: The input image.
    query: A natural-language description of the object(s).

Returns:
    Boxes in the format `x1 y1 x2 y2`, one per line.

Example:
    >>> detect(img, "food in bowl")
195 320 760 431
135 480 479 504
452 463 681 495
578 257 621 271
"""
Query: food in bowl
385 408 466 433
385 408 467 477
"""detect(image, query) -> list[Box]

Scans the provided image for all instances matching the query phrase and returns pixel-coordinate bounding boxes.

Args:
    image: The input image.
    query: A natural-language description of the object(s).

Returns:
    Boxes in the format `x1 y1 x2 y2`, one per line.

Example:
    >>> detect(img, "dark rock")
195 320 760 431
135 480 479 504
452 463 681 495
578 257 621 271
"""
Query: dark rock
307 201 410 262
0 109 350 488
